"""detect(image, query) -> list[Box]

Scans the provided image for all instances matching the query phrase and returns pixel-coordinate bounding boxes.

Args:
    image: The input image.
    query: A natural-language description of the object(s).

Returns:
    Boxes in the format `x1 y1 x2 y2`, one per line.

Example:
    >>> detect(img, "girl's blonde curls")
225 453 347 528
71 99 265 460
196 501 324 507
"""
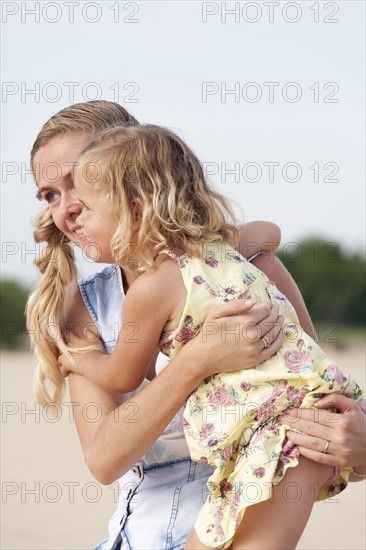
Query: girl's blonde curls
74 125 239 271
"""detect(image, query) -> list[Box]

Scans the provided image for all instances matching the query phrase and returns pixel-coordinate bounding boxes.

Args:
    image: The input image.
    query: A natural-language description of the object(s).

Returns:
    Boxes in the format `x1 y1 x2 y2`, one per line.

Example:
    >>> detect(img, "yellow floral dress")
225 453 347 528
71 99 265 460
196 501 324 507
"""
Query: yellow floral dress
157 243 364 549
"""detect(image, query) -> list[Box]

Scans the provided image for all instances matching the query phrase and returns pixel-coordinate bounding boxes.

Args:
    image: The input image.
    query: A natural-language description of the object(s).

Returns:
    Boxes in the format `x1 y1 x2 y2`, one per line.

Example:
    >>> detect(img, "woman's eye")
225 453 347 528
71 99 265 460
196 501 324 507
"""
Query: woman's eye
44 191 59 203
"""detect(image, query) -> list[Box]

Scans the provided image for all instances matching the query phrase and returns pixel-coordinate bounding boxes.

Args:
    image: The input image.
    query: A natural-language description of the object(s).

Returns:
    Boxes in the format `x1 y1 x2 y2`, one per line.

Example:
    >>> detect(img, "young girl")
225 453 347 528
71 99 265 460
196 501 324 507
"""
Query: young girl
61 124 364 549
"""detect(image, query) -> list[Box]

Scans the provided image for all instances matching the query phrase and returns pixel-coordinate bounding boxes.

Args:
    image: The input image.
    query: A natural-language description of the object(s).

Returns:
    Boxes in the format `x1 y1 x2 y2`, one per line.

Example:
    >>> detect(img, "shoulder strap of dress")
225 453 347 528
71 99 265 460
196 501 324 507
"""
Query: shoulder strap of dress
247 251 267 263
154 249 181 262
157 247 263 264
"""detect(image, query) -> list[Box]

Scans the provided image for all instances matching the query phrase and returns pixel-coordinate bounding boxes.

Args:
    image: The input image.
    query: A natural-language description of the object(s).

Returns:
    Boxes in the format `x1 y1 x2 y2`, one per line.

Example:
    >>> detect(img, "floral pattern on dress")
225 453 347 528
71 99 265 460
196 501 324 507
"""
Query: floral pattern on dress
175 315 201 345
156 245 364 549
204 256 219 268
193 275 217 296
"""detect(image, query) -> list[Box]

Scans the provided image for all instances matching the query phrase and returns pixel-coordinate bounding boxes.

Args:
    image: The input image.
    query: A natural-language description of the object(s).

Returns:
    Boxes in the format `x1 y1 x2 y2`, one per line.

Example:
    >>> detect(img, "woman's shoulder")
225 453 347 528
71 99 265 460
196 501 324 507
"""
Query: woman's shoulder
79 264 123 287
79 264 125 306
64 284 99 340
78 265 125 343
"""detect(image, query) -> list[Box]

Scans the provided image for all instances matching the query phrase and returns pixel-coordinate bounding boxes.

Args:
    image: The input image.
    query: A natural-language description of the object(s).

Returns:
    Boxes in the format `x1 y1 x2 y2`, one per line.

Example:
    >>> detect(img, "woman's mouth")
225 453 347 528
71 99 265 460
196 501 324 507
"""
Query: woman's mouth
72 225 89 242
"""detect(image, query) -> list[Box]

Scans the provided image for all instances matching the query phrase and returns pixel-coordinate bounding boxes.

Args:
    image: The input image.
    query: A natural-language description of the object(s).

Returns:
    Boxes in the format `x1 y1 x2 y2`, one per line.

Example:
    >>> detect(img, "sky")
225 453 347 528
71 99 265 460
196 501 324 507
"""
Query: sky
1 0 365 286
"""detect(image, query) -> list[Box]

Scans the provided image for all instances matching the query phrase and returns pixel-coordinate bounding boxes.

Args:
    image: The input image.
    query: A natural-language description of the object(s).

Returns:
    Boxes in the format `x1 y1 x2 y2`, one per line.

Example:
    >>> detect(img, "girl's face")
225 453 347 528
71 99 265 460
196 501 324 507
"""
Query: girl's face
33 134 90 245
74 177 116 263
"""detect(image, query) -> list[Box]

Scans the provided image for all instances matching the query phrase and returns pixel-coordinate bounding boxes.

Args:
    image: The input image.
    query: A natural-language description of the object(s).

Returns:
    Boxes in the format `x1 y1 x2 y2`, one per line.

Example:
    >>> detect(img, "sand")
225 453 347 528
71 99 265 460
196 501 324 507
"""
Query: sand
1 344 365 550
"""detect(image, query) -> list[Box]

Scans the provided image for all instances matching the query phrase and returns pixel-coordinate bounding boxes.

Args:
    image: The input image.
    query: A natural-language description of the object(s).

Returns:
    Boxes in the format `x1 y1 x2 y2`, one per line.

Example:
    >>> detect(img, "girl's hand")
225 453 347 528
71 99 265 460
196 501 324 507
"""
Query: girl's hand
279 394 366 473
58 351 82 378
58 330 103 379
184 299 284 378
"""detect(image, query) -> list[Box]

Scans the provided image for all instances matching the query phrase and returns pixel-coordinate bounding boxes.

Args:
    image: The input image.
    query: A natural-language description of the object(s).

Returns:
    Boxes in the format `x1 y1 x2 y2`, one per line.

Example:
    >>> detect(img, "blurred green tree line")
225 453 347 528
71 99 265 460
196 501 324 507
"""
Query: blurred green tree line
276 238 365 326
1 280 29 349
0 239 365 349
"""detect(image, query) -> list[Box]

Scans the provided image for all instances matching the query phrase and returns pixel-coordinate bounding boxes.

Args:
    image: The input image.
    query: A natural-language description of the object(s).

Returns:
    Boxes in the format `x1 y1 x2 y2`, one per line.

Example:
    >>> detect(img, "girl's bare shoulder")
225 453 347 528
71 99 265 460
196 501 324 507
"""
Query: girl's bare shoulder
127 256 185 308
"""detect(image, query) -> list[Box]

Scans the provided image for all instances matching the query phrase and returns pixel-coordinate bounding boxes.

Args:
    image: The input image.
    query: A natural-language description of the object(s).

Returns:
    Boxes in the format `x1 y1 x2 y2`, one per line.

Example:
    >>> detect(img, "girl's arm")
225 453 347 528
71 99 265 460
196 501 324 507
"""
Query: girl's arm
64 261 181 393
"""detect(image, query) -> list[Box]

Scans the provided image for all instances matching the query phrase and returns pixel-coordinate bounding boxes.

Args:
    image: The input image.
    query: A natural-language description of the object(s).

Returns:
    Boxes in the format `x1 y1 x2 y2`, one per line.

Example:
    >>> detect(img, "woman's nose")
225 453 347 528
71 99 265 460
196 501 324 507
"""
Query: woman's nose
64 191 83 217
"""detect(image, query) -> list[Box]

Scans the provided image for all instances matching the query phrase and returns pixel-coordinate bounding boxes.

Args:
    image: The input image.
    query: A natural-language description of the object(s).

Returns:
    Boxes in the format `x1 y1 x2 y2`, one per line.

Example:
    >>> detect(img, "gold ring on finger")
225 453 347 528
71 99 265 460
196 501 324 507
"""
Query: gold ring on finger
322 440 330 454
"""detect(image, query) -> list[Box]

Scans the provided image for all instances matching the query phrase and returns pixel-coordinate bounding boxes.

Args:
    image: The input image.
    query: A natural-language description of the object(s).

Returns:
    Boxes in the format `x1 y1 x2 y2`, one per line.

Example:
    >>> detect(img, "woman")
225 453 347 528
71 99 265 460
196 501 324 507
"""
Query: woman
27 101 365 550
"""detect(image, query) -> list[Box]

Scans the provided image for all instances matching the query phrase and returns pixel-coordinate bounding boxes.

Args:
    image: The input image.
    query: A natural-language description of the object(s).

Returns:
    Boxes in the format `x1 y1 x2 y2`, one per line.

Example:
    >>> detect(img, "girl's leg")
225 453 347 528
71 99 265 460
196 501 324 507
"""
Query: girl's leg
185 530 212 549
185 530 232 550
232 457 331 549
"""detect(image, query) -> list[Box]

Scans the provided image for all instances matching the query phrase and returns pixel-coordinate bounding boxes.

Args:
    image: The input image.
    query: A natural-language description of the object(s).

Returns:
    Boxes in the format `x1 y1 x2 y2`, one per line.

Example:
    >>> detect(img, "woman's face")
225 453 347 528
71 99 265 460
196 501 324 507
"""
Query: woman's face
33 134 91 245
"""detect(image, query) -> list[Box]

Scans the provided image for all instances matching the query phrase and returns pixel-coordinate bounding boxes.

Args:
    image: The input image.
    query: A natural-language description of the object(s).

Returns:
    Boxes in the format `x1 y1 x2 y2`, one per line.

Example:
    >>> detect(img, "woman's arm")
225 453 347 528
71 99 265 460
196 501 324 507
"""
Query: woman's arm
238 223 365 477
236 221 316 340
253 254 317 341
237 221 280 258
253 253 365 477
68 293 284 484
257 259 365 479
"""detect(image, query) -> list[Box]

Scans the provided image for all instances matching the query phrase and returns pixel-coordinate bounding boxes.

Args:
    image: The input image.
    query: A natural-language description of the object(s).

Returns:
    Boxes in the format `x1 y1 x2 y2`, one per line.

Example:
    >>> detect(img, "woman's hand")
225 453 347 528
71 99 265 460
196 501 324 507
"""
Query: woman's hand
59 324 104 378
182 299 284 379
279 394 366 477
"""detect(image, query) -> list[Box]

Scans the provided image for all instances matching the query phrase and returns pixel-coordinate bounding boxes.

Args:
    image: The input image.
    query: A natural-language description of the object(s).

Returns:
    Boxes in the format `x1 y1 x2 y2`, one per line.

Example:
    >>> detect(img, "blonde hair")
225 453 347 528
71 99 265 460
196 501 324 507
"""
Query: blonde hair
30 100 138 172
26 209 77 406
27 101 139 406
74 125 239 271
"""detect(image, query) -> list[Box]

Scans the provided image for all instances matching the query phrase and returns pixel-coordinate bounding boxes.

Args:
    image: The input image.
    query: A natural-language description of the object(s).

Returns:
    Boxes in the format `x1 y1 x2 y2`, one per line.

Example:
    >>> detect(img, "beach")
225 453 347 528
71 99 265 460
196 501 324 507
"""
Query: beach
1 344 365 550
